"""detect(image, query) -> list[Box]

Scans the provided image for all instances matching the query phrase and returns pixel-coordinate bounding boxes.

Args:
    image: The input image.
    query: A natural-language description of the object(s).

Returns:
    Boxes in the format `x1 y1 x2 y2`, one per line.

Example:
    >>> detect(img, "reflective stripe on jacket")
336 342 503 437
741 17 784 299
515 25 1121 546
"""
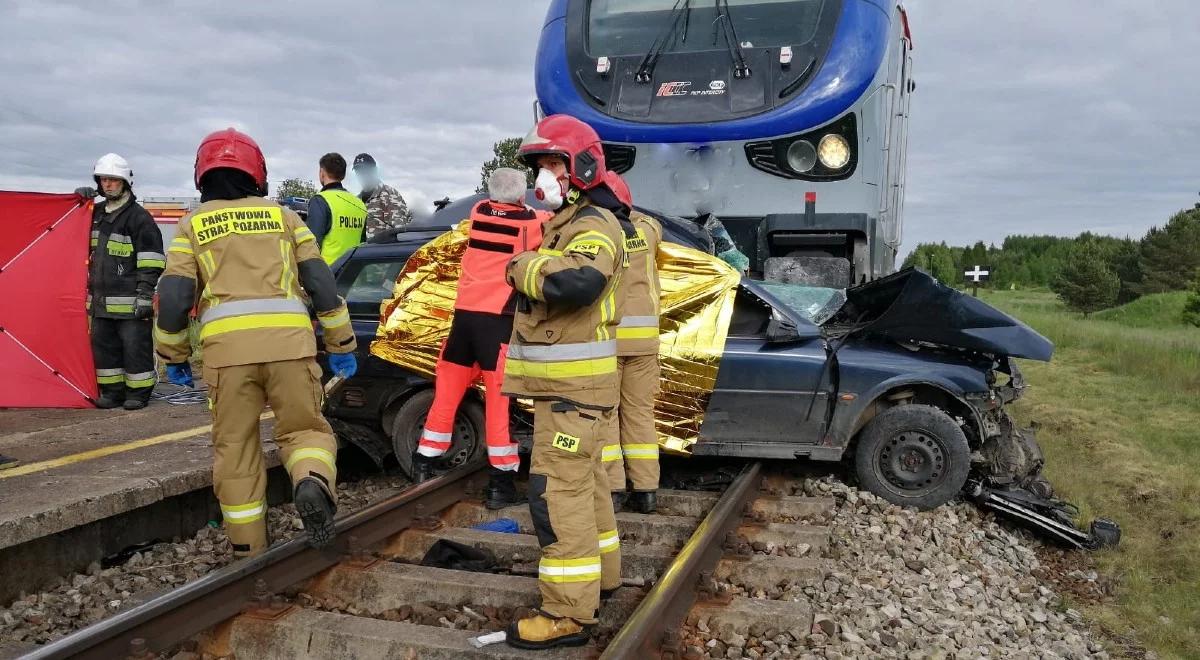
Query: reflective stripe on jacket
317 189 367 265
455 200 547 315
503 201 625 409
615 211 663 356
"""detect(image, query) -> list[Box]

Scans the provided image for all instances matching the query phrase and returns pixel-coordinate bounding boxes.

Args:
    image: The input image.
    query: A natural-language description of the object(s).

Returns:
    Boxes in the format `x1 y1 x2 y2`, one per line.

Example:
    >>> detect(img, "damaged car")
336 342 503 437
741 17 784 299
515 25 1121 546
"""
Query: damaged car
323 195 1118 549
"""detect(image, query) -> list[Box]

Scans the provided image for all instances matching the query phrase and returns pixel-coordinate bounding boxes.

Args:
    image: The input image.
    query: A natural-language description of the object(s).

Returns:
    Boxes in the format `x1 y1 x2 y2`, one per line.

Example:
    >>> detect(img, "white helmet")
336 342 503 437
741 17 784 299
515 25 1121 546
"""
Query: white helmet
93 153 133 186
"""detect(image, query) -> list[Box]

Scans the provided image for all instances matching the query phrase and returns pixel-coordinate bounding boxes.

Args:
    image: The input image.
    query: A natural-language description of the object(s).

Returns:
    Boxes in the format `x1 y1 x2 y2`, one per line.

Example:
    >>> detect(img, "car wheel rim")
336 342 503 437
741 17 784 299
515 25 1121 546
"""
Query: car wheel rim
879 431 945 492
413 414 479 468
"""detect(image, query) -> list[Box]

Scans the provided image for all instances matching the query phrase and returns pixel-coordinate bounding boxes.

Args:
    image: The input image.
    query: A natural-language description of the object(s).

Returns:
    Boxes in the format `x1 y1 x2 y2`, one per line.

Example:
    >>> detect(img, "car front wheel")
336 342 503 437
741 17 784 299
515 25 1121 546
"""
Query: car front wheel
854 404 970 510
389 389 485 481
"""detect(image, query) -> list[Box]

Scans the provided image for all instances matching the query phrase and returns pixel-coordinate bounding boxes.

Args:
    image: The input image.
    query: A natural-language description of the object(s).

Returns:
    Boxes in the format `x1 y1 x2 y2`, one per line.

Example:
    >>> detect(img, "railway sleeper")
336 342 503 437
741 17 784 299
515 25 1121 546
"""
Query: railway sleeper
304 562 642 631
381 527 677 582
692 596 815 640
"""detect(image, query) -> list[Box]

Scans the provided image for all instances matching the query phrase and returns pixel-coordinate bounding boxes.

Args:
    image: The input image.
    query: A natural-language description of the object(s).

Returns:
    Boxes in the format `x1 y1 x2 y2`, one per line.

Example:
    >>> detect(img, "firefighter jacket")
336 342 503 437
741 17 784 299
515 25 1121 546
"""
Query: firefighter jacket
455 200 547 315
615 210 663 356
502 200 625 409
87 195 164 319
153 196 357 369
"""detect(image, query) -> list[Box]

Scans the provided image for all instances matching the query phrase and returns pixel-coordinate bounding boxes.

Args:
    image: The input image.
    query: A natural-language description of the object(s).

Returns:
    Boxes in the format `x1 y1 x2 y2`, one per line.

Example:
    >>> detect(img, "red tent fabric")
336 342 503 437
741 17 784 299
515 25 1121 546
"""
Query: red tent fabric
0 191 97 407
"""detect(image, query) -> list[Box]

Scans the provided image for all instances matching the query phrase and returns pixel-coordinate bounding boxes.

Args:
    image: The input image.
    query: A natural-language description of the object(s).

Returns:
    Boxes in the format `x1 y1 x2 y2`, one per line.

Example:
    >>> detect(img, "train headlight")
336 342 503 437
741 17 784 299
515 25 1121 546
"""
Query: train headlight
817 134 851 170
785 140 816 173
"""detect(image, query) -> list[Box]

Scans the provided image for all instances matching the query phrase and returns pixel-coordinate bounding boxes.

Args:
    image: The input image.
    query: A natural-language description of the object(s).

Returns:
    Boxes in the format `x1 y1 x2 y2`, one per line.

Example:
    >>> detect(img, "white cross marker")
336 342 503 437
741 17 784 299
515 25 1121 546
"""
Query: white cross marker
965 265 989 283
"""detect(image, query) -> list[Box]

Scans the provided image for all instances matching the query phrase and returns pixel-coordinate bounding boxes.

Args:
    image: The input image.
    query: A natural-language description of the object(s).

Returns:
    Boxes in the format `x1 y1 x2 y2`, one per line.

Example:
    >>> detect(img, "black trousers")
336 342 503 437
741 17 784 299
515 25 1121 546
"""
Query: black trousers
91 317 156 403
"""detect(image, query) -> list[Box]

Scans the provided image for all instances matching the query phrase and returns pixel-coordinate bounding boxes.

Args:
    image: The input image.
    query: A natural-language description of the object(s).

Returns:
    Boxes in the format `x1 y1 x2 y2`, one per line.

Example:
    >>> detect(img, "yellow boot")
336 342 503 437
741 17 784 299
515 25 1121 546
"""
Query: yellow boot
506 612 590 650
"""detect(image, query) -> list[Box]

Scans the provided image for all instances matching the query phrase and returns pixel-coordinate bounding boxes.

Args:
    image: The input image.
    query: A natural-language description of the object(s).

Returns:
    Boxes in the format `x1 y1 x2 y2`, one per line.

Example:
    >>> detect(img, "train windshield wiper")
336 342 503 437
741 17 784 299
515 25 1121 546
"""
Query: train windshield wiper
713 0 751 79
635 0 693 83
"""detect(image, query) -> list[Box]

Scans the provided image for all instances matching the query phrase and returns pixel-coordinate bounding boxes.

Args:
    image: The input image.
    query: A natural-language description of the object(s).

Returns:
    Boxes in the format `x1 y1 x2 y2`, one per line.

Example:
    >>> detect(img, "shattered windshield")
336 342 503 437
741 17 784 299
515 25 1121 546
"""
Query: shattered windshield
756 281 846 325
587 0 828 58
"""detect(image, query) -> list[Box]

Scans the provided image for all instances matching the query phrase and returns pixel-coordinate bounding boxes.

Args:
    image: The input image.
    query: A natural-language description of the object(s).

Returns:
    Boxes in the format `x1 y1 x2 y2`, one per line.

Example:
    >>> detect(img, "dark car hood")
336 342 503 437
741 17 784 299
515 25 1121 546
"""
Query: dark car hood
838 268 1054 361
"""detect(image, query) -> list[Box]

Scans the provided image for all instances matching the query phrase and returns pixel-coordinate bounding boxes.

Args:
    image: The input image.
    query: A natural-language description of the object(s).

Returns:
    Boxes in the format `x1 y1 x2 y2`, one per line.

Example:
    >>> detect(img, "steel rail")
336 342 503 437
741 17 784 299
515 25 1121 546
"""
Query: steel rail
24 467 484 660
602 461 763 659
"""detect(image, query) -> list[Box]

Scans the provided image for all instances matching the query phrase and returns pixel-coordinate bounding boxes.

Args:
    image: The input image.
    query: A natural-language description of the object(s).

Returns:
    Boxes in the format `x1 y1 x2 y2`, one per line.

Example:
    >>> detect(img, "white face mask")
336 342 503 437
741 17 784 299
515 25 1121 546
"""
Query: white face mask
534 168 565 209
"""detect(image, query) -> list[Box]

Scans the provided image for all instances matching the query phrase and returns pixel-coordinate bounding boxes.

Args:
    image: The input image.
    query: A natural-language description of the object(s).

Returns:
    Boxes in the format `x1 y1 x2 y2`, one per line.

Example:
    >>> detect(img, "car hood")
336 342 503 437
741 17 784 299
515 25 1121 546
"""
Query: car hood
838 268 1054 361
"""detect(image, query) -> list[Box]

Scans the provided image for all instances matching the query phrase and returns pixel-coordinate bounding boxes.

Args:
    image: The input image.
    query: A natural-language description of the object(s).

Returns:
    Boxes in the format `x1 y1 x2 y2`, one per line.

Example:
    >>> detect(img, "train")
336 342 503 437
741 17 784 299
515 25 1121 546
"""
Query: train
534 0 913 287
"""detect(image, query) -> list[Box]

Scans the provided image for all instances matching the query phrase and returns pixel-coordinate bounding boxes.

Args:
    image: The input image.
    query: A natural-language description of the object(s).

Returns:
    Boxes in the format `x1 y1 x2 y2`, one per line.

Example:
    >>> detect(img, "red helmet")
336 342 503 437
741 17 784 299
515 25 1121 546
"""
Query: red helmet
518 115 605 190
194 128 267 191
604 170 632 208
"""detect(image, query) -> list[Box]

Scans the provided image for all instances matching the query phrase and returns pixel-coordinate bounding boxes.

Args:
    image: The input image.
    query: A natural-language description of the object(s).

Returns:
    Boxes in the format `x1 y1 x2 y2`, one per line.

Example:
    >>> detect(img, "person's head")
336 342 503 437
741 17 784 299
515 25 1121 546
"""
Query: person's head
487 167 529 205
319 153 347 186
193 128 268 196
352 153 380 190
518 115 606 209
93 153 132 200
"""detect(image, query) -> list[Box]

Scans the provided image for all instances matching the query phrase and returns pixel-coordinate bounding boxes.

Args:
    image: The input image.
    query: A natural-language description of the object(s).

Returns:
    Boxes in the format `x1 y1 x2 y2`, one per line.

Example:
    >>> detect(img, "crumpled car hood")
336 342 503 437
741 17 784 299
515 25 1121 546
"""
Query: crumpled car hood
837 268 1054 361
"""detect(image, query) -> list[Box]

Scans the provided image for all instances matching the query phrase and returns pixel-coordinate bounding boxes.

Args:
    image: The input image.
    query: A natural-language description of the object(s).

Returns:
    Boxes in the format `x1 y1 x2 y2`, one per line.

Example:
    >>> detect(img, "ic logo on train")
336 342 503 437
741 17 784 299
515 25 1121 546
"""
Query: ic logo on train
656 81 691 97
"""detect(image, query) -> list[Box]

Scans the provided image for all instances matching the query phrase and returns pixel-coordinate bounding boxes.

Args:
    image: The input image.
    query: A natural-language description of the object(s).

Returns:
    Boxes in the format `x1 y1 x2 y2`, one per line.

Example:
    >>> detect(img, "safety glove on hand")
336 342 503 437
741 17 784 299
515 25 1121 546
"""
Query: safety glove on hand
134 295 155 320
75 186 98 200
166 363 193 388
328 352 357 379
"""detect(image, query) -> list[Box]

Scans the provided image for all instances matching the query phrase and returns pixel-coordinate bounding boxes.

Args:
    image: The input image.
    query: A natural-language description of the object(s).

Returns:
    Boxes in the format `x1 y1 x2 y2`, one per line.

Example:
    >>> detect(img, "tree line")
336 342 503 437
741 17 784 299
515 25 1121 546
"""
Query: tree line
903 204 1200 324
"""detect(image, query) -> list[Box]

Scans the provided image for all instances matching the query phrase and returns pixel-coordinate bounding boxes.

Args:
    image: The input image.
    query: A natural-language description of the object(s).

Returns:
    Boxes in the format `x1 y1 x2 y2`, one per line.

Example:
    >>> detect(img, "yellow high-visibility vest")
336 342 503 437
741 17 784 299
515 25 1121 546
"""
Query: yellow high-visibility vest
317 189 367 265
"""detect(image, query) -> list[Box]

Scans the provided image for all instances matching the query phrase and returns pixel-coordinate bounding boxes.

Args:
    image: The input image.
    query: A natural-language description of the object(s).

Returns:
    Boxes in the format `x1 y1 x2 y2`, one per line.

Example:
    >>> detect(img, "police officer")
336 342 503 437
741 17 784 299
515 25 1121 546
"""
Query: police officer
413 168 547 510
502 115 626 650
75 154 164 409
352 153 412 240
306 152 367 265
155 129 358 557
600 171 663 514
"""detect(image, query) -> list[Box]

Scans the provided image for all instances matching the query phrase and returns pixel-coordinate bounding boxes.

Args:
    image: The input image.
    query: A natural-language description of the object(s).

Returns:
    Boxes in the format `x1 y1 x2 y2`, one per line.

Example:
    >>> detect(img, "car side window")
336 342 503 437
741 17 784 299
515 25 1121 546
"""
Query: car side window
728 288 771 337
339 259 407 315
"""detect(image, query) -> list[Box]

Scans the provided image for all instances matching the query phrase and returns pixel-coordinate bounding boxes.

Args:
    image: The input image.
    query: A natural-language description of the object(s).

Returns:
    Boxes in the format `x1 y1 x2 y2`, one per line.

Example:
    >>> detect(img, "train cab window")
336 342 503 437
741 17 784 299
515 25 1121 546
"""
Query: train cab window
587 0 828 57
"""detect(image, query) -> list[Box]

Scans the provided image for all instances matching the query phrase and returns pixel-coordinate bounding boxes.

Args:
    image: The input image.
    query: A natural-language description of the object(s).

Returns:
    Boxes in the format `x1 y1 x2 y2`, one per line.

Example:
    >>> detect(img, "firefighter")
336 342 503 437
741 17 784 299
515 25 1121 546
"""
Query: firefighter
74 154 164 410
502 115 626 650
306 152 367 265
600 171 663 514
155 128 358 557
412 168 547 509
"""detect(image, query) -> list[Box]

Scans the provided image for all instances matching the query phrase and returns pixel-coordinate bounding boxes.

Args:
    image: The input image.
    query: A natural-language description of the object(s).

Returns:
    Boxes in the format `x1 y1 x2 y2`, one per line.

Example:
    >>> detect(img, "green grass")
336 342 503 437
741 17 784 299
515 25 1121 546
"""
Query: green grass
1092 291 1193 329
980 290 1200 658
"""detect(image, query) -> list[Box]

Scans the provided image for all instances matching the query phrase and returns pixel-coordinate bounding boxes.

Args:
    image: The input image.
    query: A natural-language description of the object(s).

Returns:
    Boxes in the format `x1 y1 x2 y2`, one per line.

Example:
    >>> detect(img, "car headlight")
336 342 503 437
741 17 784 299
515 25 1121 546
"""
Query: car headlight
817 134 851 170
785 140 816 173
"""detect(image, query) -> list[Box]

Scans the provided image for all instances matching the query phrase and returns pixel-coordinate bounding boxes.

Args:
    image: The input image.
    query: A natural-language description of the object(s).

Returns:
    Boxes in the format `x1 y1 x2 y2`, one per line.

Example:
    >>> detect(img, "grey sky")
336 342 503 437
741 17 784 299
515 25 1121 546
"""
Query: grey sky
1 0 1197 248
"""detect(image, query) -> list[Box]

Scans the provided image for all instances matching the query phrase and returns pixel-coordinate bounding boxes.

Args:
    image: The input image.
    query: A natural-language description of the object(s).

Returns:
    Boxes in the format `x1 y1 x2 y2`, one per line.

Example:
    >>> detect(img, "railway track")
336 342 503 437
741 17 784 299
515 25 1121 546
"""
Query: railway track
24 462 837 659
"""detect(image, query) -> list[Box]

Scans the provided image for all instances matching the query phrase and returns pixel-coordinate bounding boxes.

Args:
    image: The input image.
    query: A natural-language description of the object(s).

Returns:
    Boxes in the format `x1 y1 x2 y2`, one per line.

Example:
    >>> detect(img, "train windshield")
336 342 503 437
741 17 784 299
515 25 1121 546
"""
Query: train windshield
587 0 829 57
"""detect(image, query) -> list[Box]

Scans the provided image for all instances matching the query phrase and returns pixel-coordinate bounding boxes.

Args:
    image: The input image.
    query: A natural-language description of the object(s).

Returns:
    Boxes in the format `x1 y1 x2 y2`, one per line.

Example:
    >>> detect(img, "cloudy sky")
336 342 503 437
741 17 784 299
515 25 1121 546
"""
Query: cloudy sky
1 0 1197 250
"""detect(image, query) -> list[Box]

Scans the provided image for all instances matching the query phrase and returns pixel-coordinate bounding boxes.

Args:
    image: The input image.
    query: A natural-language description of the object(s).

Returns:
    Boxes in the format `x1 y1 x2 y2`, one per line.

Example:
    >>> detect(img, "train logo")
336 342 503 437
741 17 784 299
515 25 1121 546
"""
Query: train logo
709 80 726 91
656 81 691 97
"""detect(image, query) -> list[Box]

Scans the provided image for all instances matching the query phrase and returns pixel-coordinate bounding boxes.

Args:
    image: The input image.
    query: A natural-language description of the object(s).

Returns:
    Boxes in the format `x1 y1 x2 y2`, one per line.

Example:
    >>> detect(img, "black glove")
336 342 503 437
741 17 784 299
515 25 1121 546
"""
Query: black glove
75 186 98 200
134 295 154 320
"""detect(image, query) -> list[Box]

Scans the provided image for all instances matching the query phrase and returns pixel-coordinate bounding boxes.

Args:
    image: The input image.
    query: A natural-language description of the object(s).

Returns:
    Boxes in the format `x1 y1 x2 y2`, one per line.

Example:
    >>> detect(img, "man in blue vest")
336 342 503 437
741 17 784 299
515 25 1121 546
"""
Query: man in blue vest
305 153 367 265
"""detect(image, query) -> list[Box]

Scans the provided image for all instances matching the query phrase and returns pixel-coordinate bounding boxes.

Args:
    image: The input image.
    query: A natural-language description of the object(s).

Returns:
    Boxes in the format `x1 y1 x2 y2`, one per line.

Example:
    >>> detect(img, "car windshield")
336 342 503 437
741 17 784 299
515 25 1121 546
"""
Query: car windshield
755 281 846 325
587 0 829 58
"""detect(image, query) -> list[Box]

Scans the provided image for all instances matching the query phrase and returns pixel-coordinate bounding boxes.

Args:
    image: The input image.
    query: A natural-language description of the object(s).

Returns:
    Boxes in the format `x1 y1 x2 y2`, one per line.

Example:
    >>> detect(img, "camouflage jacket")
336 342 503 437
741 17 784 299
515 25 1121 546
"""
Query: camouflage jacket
361 183 411 239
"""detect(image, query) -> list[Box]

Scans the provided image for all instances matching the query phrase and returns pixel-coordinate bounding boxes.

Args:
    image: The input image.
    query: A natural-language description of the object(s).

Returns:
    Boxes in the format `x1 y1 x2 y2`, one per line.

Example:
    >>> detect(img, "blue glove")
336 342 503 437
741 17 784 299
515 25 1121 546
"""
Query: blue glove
166 362 193 387
328 352 357 379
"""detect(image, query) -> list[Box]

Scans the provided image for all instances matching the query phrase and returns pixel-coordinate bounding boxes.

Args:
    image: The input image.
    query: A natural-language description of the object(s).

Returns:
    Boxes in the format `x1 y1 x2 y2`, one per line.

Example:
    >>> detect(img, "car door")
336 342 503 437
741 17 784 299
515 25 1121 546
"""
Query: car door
334 252 414 377
696 284 831 457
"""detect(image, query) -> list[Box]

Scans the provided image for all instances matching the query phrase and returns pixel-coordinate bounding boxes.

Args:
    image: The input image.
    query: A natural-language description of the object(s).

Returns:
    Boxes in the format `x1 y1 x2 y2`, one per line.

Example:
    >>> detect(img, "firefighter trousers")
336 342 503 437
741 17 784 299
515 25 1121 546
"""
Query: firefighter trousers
204 357 338 557
528 399 621 623
603 354 662 493
91 317 156 403
418 311 519 471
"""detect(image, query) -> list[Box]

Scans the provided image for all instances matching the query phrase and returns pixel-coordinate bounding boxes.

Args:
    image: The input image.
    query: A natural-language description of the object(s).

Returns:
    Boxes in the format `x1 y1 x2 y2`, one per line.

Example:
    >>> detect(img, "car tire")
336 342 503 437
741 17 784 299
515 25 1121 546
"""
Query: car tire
389 389 485 480
854 404 970 510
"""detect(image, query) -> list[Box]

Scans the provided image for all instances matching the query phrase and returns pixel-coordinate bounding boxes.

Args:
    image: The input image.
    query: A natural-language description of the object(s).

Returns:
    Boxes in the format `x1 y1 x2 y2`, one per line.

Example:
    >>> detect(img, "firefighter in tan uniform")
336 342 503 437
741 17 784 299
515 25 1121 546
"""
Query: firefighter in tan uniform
502 115 627 650
599 171 664 515
155 128 358 557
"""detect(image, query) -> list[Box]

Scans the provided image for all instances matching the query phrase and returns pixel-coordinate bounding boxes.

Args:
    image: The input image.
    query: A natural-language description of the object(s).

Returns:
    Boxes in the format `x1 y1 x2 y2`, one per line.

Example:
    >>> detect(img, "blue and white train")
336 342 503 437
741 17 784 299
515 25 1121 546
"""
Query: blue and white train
535 0 913 286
